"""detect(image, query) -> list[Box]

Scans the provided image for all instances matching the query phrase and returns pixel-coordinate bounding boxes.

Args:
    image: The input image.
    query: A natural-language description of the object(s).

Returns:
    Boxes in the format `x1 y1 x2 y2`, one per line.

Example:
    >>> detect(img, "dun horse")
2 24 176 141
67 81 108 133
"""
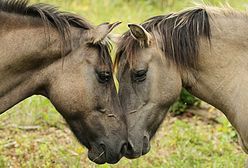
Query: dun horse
115 6 248 162
0 0 127 164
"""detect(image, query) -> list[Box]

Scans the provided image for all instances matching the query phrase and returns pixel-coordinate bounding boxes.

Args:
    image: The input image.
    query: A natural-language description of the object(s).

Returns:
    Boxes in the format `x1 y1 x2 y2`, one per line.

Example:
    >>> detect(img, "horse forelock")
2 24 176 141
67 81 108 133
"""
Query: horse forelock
95 40 113 70
115 7 212 71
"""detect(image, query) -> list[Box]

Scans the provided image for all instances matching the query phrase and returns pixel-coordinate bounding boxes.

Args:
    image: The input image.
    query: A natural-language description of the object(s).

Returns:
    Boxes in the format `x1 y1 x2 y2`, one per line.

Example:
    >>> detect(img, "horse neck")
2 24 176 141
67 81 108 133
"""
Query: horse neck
0 12 71 113
187 13 248 128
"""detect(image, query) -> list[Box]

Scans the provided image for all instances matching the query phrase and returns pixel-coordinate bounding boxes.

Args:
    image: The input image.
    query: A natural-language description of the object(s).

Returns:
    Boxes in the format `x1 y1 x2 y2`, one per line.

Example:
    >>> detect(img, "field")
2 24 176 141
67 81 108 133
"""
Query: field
1 0 248 167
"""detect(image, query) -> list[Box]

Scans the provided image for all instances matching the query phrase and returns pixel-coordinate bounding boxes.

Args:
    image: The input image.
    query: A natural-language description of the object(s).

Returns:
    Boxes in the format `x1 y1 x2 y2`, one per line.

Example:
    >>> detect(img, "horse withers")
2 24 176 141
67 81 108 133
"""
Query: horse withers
116 5 248 162
0 0 127 164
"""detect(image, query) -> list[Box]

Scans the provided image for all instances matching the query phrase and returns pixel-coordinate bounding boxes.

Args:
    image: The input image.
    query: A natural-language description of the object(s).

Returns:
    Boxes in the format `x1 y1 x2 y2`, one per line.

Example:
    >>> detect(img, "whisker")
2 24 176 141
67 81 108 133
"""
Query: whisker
92 151 105 162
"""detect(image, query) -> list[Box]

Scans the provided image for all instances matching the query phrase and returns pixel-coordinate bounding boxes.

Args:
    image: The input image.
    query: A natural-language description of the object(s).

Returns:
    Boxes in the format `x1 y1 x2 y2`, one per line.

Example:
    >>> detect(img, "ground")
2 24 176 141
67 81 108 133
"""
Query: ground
0 97 246 167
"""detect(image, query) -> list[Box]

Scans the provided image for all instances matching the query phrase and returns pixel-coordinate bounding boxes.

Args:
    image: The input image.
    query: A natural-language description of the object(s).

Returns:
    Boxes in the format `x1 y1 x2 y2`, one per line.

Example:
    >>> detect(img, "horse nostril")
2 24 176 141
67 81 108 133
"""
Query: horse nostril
142 136 150 155
100 143 106 153
127 141 134 152
120 143 127 155
143 136 149 148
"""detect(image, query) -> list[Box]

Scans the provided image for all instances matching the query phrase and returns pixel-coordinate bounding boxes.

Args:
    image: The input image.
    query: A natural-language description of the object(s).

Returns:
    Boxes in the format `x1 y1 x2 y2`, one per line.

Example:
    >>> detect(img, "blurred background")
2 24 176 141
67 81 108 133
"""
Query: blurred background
1 0 248 167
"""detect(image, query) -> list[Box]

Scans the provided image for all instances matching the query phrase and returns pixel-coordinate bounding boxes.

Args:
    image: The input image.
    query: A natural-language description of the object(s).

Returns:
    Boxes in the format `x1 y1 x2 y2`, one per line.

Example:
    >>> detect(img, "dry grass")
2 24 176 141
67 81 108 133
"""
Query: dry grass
0 97 246 167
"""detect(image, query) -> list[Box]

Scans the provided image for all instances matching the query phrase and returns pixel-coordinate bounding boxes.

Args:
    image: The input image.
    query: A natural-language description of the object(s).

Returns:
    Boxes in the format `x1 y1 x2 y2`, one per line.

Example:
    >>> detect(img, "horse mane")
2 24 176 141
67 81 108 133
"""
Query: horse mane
0 0 93 29
115 7 211 70
0 0 96 55
0 0 113 67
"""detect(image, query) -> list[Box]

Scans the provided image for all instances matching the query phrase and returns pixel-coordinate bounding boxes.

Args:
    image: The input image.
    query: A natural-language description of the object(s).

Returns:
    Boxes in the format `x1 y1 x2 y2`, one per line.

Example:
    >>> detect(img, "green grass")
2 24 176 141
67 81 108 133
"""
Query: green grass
1 0 248 167
1 98 246 167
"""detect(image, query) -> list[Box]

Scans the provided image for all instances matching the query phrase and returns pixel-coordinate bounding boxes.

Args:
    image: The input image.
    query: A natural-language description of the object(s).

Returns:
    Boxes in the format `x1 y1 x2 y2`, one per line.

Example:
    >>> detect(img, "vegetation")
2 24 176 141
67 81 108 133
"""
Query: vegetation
1 0 248 167
0 97 245 167
170 89 200 115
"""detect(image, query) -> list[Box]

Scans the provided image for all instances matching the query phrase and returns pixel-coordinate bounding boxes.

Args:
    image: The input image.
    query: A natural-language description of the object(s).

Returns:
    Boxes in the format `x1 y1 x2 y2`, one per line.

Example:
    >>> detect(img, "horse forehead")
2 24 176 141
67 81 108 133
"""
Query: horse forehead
75 46 98 63
131 48 154 66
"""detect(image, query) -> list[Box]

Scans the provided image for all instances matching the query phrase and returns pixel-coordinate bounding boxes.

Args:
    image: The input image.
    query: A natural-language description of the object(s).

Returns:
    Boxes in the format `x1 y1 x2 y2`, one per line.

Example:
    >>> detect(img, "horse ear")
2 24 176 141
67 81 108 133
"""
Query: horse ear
128 24 152 47
90 22 122 44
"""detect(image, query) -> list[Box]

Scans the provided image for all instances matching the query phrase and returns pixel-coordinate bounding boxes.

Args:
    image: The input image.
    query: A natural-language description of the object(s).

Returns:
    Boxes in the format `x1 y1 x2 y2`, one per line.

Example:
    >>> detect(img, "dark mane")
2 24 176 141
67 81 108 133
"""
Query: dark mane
115 7 211 70
0 0 94 55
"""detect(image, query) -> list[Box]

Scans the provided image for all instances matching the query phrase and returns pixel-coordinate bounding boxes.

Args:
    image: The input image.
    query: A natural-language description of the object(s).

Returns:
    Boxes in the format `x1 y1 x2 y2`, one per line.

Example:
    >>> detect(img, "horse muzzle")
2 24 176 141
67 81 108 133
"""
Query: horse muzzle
125 135 151 159
88 141 127 164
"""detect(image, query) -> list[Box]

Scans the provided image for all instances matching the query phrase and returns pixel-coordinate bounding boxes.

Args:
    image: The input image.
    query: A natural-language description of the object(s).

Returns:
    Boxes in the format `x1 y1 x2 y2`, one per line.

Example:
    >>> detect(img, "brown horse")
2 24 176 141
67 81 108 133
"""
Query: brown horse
115 5 248 162
0 0 127 164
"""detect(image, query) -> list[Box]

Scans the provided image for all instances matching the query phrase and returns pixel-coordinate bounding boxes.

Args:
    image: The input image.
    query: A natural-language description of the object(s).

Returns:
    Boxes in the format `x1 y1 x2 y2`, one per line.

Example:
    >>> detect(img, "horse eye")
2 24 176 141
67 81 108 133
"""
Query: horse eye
132 69 148 82
96 71 111 83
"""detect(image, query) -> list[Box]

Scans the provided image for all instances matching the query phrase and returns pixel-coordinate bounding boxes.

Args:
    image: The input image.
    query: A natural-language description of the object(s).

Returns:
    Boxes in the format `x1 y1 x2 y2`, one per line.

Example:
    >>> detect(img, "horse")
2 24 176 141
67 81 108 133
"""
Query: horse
0 0 127 164
115 5 248 163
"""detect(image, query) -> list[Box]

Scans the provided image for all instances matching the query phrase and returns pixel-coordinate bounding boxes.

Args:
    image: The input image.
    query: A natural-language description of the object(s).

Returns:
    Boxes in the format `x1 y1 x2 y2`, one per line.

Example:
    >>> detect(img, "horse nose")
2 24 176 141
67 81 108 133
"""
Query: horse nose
125 140 140 159
125 136 150 158
99 141 127 164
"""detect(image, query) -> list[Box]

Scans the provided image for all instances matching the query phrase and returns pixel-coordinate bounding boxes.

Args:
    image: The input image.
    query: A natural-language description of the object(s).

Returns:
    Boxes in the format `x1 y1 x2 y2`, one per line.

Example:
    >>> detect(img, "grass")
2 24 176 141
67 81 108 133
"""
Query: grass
1 98 246 167
1 0 248 167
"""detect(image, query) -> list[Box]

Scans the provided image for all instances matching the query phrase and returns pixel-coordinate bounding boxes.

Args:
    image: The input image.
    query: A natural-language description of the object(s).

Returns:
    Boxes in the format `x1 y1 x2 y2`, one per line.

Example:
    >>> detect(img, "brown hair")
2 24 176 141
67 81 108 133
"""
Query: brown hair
0 0 112 67
115 7 211 70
